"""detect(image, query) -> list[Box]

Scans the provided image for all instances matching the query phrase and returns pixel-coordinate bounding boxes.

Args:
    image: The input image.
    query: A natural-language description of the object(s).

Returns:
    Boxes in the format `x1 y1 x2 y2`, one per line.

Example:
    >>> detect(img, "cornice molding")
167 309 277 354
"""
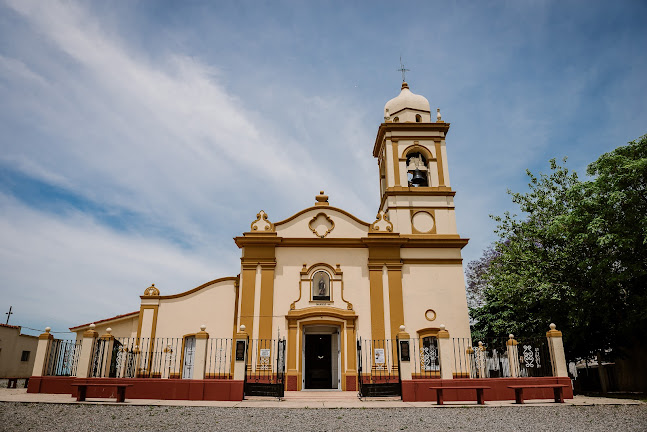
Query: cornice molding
373 122 451 157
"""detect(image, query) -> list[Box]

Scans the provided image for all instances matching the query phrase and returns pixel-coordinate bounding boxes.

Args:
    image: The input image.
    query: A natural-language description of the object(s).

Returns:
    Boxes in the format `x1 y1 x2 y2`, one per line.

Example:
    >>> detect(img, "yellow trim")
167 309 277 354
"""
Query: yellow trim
425 309 437 321
435 141 446 187
369 267 386 341
273 206 371 227
308 212 335 238
257 266 275 342
391 140 400 187
373 122 450 157
410 210 437 234
400 144 434 163
239 267 257 342
140 277 238 300
387 267 404 343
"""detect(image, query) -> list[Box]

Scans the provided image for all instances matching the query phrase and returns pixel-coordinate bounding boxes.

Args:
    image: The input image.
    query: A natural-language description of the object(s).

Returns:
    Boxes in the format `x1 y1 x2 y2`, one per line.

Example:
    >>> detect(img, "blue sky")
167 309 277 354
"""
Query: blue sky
1 0 645 336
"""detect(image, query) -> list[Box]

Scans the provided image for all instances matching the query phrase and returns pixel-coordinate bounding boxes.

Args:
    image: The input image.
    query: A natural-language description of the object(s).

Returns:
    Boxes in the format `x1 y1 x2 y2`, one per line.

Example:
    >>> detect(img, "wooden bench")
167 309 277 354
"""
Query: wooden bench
71 383 133 403
507 384 568 404
6 377 29 389
428 385 491 405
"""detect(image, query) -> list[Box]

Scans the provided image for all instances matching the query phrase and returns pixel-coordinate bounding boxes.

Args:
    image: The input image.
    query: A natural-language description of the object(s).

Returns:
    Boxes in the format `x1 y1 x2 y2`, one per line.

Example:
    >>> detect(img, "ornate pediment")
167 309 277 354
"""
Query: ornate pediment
370 211 394 233
308 213 335 238
250 210 275 232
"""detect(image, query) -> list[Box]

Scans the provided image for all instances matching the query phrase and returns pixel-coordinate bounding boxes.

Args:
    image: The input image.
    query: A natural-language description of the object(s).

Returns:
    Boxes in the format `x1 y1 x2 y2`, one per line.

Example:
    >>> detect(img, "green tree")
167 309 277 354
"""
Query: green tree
470 134 647 361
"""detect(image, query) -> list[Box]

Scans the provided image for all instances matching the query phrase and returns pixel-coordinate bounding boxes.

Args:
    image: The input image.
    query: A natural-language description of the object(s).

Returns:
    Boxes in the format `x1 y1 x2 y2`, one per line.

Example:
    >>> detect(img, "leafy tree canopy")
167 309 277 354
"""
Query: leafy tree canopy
470 134 647 360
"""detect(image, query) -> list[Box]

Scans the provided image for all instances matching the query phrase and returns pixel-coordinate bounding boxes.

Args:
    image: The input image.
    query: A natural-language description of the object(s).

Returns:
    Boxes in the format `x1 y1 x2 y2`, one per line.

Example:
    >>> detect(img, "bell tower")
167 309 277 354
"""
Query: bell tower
374 82 458 236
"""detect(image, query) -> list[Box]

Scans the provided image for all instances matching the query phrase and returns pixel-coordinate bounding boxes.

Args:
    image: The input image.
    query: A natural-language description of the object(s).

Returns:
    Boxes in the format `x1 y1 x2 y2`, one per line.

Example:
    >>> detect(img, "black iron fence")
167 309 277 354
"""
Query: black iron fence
206 338 232 379
45 339 81 376
244 338 286 397
452 337 553 378
357 338 401 397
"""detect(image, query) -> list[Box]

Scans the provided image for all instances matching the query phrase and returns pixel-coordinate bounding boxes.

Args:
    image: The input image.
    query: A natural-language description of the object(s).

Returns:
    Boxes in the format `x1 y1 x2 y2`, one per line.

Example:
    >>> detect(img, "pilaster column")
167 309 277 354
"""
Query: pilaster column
368 265 386 342
397 325 412 381
31 327 54 376
506 334 519 377
546 323 568 377
193 325 209 380
286 320 298 390
436 324 454 379
233 325 248 381
258 262 276 342
76 324 99 379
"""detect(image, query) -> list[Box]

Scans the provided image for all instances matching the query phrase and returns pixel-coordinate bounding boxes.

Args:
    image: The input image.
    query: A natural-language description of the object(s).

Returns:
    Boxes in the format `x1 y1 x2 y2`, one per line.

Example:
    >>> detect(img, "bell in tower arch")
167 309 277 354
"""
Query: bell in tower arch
406 152 429 187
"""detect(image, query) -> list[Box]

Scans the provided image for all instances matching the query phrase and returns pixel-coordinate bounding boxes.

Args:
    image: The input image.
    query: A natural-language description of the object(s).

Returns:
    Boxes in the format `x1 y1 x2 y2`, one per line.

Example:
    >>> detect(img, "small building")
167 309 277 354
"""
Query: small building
0 323 38 378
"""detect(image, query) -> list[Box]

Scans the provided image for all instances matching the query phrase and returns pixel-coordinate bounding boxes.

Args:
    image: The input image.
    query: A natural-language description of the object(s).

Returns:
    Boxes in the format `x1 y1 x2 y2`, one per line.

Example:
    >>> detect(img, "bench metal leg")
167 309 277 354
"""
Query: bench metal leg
76 386 87 402
553 387 564 403
436 389 444 405
8 379 17 389
514 388 524 404
116 387 126 403
476 388 485 405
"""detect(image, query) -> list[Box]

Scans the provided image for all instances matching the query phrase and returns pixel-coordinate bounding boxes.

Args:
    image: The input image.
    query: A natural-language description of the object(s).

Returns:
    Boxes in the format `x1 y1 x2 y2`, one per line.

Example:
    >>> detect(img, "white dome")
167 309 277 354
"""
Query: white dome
384 82 430 118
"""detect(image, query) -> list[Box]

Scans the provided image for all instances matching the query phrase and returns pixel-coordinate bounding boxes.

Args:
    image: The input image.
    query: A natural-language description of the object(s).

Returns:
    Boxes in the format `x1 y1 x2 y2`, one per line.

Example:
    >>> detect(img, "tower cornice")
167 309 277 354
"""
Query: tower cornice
373 122 451 158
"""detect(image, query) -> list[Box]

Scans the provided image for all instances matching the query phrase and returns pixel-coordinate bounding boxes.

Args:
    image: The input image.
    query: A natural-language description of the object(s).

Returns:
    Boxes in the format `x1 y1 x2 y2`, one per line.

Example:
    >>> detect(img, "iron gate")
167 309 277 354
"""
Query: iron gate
357 337 402 398
244 338 286 398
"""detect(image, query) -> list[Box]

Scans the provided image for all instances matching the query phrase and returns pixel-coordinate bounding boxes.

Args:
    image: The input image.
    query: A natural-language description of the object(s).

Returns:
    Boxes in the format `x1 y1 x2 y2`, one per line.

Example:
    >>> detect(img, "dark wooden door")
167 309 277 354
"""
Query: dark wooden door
305 334 332 389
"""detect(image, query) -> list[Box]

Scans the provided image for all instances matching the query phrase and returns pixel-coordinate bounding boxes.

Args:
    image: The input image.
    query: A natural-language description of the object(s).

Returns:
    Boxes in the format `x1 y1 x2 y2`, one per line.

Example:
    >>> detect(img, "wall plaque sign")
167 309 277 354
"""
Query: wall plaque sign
235 341 246 361
400 340 410 362
374 348 385 364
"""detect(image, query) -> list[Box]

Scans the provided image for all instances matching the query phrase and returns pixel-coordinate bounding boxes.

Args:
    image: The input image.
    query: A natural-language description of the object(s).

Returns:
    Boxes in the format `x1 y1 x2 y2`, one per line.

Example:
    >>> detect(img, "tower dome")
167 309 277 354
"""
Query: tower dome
384 82 431 123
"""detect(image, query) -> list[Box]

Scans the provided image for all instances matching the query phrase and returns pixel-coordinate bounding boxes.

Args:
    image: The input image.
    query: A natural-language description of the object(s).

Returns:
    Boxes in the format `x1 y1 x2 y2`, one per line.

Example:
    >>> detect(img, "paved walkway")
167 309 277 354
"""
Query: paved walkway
0 388 642 408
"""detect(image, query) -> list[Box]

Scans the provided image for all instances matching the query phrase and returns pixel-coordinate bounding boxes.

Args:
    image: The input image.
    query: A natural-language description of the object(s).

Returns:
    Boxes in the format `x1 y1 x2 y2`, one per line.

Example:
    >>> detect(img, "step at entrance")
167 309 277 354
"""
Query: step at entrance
283 391 359 401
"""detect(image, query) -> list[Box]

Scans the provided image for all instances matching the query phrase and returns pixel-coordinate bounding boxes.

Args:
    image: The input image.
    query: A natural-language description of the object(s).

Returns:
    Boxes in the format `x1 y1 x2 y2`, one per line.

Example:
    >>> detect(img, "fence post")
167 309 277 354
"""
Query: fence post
233 325 248 381
397 325 412 381
31 327 54 376
506 334 519 378
76 323 99 378
546 323 568 377
193 325 209 380
437 325 454 380
99 328 115 378
475 342 487 378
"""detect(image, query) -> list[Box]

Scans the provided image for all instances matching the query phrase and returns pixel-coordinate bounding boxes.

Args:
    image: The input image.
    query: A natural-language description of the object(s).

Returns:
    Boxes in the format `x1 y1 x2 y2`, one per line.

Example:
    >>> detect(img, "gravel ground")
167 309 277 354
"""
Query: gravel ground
1 403 646 432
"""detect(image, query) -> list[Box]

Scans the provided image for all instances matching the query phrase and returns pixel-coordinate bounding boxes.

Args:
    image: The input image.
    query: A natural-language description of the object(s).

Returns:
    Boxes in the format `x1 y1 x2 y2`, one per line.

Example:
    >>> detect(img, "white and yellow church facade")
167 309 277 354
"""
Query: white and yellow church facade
28 82 571 401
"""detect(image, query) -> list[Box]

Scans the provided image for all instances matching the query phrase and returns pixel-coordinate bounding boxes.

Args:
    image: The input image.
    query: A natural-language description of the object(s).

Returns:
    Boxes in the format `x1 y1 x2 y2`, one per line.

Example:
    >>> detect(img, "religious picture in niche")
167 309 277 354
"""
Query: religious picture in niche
312 271 330 301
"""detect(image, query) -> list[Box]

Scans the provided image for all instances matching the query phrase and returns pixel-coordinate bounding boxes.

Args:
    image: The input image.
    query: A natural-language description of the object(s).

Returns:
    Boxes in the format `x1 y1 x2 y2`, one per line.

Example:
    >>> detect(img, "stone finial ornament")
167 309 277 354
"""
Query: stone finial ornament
315 191 329 206
370 210 394 232
144 284 160 296
250 210 275 232
436 108 442 122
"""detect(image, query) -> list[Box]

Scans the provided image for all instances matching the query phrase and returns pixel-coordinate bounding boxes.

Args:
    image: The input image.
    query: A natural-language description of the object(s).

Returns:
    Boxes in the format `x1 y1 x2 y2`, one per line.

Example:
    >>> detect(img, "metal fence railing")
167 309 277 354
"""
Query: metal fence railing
206 338 232 379
86 337 235 379
452 336 553 378
45 339 81 377
407 337 441 379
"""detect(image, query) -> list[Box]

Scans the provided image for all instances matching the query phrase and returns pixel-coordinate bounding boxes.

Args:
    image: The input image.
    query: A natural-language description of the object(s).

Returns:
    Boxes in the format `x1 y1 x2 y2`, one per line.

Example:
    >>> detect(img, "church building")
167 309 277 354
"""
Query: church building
68 82 472 392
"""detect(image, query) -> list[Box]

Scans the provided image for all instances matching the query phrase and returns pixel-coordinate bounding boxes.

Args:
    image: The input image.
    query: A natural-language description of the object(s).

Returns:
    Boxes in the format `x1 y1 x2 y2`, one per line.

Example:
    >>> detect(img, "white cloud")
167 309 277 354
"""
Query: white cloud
0 192 222 333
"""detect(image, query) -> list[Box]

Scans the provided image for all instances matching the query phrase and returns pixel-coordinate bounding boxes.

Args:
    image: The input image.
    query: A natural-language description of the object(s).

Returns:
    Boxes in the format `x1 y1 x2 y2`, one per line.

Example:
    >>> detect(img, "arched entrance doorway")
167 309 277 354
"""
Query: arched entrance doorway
285 307 358 391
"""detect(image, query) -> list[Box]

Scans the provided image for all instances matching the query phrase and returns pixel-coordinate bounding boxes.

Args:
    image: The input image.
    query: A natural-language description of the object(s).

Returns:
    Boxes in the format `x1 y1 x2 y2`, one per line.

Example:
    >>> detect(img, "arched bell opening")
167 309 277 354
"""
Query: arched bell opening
406 152 429 187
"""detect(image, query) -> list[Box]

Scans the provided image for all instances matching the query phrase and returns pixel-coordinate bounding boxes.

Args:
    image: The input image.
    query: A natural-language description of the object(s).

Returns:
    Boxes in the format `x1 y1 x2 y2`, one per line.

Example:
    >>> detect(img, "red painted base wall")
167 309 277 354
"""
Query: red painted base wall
28 377 244 401
402 377 573 402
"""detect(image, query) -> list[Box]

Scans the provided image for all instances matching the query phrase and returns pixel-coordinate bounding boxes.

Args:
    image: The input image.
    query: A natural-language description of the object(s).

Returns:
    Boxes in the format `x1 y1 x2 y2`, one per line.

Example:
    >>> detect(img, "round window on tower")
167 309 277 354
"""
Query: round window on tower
406 152 429 187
